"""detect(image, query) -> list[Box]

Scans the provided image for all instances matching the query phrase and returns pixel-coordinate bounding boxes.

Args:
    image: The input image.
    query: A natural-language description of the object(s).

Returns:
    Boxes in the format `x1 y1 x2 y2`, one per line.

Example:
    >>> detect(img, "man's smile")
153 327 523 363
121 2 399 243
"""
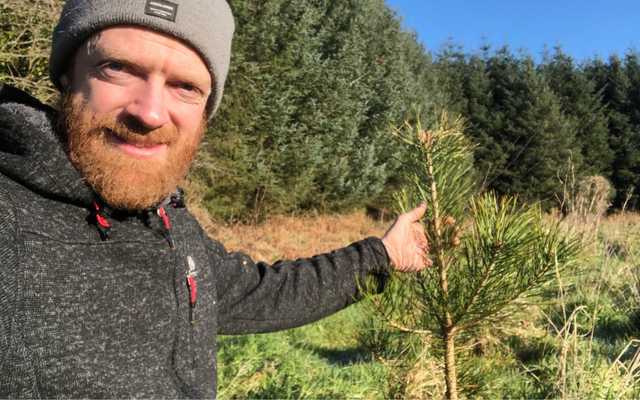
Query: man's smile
105 129 168 160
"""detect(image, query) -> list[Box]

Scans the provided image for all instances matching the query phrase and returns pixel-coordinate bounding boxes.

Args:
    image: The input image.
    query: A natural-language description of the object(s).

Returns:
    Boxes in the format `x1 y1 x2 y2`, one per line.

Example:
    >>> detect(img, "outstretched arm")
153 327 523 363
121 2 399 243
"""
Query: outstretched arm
214 236 391 335
215 202 458 334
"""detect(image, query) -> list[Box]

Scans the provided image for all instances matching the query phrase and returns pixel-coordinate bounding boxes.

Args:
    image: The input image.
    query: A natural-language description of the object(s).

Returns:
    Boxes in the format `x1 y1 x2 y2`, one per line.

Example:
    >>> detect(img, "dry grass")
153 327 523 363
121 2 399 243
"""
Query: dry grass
560 175 612 246
602 210 640 229
205 212 387 263
546 208 640 398
183 179 388 263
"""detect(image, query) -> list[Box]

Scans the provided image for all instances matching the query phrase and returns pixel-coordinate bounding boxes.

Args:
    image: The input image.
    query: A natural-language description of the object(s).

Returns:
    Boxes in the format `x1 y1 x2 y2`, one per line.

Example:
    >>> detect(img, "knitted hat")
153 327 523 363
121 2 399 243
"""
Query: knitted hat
49 0 235 119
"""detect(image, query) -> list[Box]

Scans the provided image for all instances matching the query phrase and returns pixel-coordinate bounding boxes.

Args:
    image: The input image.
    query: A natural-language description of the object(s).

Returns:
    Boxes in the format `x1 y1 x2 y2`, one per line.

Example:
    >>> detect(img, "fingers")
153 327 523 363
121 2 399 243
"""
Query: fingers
404 202 427 223
385 202 461 272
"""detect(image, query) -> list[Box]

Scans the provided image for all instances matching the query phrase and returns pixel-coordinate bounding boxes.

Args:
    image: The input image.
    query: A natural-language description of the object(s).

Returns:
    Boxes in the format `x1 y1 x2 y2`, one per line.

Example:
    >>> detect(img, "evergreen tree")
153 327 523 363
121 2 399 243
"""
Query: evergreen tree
467 47 575 208
196 0 436 220
625 49 640 129
585 53 640 208
509 55 575 205
621 50 640 206
468 45 519 196
540 47 613 180
431 40 469 115
461 42 496 190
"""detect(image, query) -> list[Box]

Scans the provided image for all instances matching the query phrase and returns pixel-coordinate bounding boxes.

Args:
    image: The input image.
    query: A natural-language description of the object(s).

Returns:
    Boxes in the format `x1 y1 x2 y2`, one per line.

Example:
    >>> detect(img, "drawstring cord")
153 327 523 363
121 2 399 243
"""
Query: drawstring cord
158 206 176 251
90 188 185 251
93 201 112 239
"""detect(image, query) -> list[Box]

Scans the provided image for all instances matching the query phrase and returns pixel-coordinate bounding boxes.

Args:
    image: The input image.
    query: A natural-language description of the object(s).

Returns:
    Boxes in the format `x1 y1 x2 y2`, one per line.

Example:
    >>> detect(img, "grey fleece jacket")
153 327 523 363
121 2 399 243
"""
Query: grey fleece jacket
0 83 391 398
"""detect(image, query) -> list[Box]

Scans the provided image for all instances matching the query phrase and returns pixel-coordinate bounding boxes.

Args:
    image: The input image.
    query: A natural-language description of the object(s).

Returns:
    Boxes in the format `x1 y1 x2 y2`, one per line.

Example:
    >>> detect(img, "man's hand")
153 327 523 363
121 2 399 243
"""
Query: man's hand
381 202 431 272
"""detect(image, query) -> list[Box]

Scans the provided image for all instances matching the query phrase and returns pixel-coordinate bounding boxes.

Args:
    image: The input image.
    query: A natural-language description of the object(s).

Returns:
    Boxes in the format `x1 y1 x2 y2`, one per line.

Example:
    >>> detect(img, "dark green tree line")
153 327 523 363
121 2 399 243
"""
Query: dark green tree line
430 43 637 210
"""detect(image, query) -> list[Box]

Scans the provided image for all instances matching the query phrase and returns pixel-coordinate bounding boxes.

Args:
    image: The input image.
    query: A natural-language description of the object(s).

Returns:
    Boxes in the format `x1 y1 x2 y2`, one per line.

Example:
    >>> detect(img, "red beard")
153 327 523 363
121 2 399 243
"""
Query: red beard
62 93 205 211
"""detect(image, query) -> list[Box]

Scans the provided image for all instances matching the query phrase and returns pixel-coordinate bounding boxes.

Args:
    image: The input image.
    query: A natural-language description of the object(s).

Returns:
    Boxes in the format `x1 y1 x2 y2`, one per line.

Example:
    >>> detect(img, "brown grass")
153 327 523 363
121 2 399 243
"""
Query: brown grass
561 175 612 246
603 210 640 228
183 183 388 263
204 211 387 263
207 212 386 262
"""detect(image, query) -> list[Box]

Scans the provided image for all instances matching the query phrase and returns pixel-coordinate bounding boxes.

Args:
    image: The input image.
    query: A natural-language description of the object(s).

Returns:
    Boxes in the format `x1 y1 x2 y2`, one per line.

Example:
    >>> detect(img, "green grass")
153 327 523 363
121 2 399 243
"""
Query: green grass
216 215 640 399
217 306 388 399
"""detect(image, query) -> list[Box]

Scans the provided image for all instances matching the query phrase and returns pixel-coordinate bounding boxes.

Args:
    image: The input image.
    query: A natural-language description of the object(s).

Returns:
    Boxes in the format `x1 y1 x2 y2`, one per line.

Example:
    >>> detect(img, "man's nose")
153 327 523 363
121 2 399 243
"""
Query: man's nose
123 81 171 130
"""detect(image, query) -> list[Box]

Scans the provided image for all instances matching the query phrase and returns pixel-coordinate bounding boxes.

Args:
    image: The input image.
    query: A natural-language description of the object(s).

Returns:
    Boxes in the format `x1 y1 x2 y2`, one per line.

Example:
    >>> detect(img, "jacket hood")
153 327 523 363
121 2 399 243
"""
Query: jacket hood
0 83 95 207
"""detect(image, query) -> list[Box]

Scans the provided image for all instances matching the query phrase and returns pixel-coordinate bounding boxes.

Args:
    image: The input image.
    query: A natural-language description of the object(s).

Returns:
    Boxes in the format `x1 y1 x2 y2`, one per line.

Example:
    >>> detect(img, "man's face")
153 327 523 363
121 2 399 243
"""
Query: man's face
62 26 211 211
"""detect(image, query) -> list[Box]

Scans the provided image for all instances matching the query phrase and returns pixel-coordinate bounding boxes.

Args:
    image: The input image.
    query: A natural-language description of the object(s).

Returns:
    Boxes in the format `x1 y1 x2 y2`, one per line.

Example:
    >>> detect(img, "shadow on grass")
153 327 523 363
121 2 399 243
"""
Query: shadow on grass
307 345 371 366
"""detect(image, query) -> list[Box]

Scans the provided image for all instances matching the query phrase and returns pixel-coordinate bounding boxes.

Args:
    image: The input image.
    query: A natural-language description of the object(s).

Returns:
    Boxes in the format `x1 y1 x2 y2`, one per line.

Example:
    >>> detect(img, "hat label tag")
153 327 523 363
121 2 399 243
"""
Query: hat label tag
144 0 178 22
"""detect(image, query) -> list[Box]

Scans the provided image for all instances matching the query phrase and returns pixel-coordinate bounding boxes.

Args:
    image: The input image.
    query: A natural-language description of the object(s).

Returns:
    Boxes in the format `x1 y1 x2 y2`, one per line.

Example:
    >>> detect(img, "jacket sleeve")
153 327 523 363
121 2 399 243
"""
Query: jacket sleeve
210 236 391 335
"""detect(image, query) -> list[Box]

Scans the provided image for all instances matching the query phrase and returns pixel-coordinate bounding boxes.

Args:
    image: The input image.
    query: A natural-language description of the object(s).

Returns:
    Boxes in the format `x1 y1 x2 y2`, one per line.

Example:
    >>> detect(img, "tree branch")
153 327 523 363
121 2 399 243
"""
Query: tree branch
455 259 553 331
374 302 442 335
457 241 503 323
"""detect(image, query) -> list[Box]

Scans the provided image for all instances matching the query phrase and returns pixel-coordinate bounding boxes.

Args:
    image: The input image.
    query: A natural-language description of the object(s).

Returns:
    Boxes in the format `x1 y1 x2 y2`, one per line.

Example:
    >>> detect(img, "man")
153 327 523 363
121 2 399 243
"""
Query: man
0 0 429 397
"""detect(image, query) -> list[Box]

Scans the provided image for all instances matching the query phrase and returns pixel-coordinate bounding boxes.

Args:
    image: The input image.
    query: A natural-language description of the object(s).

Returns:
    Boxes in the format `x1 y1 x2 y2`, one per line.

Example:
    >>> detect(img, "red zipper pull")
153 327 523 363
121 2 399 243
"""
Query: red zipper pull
186 272 197 324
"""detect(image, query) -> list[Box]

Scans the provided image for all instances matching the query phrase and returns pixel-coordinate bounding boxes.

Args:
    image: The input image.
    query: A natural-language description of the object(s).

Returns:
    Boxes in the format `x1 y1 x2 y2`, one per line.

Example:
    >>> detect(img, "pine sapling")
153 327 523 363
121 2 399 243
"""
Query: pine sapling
360 108 583 399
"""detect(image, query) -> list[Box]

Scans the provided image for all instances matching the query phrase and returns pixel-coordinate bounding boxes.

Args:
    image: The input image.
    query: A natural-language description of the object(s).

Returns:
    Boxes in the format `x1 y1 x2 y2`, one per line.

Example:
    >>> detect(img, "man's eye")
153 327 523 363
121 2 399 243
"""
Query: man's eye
104 62 124 72
179 83 195 92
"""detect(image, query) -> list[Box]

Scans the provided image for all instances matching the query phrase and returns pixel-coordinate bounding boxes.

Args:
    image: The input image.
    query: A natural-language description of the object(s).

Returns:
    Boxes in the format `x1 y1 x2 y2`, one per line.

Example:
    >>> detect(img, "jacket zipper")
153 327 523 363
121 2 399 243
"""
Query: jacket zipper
186 271 197 325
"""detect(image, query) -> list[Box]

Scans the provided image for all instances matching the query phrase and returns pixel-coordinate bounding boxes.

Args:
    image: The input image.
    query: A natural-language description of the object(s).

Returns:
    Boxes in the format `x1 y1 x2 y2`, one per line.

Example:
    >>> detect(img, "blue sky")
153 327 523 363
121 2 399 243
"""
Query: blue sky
384 0 639 62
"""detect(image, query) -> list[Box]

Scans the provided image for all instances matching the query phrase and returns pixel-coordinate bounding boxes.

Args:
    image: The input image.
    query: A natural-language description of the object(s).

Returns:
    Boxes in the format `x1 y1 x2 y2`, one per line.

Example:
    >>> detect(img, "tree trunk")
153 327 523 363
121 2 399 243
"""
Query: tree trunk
444 328 458 400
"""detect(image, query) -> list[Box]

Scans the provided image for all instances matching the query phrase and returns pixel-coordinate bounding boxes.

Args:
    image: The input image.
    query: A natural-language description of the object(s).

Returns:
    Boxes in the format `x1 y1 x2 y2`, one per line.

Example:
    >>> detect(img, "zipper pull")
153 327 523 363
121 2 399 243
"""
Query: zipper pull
186 272 197 325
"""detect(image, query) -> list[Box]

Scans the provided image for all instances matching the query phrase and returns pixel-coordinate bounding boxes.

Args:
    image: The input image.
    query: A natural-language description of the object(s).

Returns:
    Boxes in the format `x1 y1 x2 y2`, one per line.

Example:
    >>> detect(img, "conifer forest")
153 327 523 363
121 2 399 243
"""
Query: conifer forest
2 0 640 398
3 0 640 221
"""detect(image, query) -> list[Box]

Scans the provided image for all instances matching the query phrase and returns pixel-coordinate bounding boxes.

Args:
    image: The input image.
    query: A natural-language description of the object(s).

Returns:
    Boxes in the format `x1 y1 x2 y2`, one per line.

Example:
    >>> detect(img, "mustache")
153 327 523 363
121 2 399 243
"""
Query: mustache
61 92 179 148
95 117 179 148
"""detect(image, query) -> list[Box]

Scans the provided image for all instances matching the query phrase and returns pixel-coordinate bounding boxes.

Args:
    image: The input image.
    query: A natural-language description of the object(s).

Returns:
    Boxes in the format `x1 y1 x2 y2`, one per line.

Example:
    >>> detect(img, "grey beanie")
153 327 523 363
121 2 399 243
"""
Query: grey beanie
49 0 235 119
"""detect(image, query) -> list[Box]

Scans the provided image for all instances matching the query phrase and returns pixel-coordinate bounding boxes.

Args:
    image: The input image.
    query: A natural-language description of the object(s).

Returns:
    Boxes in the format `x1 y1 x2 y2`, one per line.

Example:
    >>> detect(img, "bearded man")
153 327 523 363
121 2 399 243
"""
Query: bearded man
0 0 430 397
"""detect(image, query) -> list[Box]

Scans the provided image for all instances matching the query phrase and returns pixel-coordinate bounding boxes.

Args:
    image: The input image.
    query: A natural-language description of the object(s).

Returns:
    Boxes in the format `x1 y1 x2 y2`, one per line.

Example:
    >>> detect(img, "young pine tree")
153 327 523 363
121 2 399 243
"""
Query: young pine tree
360 109 582 399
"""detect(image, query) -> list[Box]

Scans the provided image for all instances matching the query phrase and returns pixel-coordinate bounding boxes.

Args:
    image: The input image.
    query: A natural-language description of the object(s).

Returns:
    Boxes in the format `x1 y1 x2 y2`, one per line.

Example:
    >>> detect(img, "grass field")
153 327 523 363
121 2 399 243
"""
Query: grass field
192 209 389 398
189 197 640 398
